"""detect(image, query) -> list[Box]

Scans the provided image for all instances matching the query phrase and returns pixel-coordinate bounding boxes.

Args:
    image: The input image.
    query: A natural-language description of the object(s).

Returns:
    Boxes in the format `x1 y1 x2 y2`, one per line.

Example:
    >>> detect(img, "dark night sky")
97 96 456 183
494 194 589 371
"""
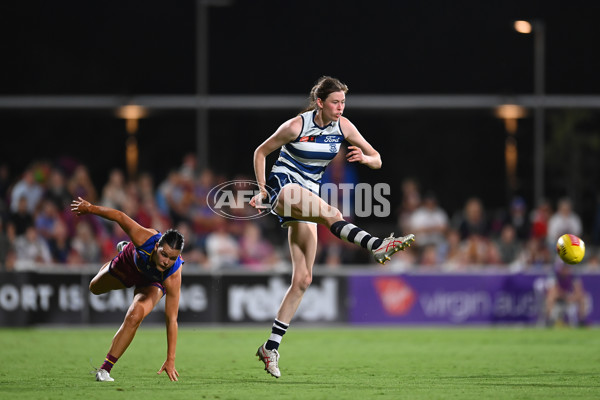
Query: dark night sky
1 0 599 222
2 0 600 94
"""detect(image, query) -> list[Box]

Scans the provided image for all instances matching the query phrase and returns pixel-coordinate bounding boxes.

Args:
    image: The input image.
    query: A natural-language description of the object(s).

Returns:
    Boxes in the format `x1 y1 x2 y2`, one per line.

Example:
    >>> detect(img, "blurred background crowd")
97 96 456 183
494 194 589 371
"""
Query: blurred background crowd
1 151 599 273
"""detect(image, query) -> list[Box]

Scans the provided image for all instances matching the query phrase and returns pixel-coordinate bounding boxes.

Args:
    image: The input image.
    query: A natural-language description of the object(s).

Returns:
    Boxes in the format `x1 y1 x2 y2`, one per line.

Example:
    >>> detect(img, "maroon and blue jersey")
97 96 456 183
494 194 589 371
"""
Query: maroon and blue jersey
130 233 183 282
109 233 183 293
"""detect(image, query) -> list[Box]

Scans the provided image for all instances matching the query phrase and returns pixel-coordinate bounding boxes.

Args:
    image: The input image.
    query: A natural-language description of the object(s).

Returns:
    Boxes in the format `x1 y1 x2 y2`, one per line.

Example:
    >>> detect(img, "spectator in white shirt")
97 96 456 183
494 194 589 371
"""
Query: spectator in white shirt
546 198 582 251
14 226 52 269
409 192 449 257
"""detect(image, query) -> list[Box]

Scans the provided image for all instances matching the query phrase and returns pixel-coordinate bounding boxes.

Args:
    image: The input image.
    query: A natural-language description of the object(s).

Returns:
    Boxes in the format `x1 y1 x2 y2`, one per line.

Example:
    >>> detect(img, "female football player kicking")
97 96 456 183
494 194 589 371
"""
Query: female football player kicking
250 76 415 378
71 197 184 382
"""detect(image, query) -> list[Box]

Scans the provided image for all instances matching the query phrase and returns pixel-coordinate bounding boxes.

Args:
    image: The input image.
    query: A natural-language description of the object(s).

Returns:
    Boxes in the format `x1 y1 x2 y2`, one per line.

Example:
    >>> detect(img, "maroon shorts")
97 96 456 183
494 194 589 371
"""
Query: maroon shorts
108 246 165 296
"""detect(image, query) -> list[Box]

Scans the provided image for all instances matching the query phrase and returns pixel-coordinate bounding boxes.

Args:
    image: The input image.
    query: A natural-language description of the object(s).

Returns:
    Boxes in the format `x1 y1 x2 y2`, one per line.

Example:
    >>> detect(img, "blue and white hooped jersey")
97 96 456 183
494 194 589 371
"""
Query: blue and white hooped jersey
269 110 345 195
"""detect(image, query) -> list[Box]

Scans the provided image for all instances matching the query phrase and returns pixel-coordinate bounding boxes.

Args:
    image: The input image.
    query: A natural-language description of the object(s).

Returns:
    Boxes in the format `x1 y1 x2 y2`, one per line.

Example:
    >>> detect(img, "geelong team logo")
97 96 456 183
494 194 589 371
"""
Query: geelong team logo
206 180 272 220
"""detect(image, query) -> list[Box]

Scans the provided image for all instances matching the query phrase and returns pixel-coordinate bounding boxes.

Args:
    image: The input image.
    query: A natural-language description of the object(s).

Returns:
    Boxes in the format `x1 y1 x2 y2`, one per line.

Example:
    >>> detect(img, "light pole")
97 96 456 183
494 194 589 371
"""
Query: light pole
196 0 233 173
196 0 209 172
514 19 546 206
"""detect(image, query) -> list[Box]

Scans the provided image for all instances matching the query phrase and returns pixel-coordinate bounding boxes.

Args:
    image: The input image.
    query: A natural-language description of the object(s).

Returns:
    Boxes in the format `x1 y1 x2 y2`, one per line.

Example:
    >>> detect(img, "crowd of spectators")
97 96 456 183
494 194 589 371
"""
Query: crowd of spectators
388 181 598 272
0 156 598 273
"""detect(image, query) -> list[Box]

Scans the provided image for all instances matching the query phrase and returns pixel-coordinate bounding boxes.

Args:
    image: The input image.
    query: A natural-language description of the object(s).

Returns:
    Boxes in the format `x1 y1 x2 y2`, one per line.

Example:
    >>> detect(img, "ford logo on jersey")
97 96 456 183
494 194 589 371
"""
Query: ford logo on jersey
323 136 340 143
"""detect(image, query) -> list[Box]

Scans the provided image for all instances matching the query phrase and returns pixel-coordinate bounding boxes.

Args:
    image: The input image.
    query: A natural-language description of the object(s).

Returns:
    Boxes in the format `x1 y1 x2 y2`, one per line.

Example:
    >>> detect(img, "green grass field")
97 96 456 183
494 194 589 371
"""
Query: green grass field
1 326 599 399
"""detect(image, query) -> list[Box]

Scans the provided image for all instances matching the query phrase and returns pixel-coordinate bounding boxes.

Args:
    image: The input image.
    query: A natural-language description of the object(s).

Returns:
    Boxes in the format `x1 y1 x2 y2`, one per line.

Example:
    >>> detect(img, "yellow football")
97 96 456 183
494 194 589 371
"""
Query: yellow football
556 234 585 265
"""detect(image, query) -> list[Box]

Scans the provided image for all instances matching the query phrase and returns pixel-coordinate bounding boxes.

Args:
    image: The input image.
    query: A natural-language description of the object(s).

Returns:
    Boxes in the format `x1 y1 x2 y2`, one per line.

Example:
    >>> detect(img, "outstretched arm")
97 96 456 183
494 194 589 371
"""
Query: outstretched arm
70 197 156 246
157 269 182 381
341 117 382 169
250 116 302 208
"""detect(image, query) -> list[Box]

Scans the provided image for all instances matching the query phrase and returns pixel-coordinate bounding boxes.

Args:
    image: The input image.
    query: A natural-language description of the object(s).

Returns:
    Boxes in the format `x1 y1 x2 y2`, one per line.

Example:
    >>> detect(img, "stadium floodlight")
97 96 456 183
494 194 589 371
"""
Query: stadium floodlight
495 104 528 194
116 104 148 133
116 104 148 180
513 20 532 34
494 104 527 134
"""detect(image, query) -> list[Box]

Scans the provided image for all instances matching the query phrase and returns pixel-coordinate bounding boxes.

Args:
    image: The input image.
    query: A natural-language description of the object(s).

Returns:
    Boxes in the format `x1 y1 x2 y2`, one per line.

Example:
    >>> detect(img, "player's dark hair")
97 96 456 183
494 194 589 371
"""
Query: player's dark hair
159 229 185 251
300 76 349 114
